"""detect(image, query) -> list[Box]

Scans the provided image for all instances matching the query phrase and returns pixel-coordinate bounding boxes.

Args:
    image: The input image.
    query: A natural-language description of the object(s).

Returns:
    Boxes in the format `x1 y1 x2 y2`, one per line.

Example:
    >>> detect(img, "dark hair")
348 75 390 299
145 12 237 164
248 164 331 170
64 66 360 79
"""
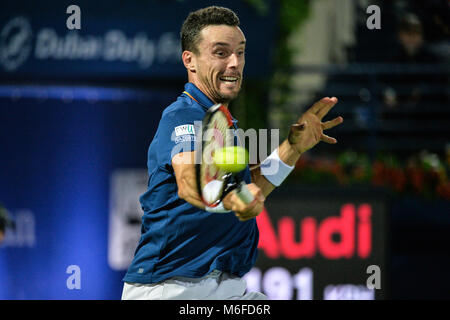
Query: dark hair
180 6 240 53
398 13 422 33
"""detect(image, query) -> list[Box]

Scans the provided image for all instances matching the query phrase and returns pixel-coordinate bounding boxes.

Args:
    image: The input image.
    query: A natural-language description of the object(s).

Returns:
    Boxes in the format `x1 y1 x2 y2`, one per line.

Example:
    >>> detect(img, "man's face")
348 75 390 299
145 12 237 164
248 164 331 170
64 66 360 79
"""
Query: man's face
398 30 423 55
192 25 246 104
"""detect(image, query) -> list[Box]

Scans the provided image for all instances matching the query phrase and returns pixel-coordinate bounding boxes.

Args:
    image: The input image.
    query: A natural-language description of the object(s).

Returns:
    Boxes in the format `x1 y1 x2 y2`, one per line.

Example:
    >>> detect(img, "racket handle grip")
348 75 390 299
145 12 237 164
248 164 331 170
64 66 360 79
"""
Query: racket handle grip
236 181 255 204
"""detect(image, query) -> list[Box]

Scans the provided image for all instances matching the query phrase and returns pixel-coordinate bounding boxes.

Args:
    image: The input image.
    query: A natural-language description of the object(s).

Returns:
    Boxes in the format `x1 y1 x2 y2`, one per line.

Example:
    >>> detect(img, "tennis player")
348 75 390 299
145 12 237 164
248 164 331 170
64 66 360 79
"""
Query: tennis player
122 6 343 300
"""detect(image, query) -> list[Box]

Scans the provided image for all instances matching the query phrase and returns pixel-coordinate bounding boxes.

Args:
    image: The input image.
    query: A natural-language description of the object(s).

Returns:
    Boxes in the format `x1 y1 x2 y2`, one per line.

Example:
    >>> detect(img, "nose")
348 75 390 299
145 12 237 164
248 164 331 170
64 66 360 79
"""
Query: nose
227 53 239 69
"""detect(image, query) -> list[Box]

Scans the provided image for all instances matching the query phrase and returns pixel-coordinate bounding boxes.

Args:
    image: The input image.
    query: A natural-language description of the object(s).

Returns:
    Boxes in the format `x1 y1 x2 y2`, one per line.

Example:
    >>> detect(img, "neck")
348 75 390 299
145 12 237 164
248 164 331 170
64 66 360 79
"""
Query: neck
188 76 229 108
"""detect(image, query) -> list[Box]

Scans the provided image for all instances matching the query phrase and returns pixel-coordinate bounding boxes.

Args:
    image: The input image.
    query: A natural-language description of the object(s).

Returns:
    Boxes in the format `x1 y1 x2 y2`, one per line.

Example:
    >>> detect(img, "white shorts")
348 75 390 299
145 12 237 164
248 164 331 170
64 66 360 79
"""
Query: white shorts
121 270 267 300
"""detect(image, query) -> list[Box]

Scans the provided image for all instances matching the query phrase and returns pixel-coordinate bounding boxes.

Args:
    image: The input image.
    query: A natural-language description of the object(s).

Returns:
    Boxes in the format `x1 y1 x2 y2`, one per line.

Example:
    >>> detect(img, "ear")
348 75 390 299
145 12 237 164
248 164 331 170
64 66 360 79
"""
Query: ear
182 51 196 73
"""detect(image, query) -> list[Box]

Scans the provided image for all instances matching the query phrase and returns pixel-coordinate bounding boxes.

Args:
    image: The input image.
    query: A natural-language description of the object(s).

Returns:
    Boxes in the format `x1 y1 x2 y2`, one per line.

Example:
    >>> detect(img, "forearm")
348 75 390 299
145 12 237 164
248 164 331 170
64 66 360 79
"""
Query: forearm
173 152 206 210
250 166 275 198
178 168 207 209
277 138 302 166
180 192 206 210
251 139 302 198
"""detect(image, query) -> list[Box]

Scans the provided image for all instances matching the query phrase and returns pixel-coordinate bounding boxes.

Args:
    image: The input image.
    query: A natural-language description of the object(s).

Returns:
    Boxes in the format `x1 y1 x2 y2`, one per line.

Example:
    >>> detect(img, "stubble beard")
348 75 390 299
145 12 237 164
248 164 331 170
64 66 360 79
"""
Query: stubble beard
206 77 243 105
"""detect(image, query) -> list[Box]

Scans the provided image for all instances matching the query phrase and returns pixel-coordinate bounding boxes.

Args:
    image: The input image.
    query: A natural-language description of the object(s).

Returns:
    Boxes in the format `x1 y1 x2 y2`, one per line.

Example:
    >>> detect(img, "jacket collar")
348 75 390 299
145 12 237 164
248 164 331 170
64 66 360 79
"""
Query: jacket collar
183 82 215 110
183 82 238 126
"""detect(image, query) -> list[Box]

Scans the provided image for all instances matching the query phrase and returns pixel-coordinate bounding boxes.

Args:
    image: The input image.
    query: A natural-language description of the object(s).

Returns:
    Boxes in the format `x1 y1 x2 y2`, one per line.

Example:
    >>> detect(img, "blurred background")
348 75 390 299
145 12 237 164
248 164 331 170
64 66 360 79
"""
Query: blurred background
0 0 448 300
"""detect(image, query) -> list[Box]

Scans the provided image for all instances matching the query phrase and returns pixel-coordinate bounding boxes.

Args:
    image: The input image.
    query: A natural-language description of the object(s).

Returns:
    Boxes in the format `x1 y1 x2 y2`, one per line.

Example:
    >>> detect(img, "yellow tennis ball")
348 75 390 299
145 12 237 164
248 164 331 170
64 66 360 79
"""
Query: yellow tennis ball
213 146 249 173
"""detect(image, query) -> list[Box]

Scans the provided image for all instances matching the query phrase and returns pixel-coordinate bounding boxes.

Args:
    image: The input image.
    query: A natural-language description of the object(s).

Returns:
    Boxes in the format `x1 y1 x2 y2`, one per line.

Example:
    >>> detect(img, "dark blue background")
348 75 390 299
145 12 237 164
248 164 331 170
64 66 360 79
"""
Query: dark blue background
0 87 176 299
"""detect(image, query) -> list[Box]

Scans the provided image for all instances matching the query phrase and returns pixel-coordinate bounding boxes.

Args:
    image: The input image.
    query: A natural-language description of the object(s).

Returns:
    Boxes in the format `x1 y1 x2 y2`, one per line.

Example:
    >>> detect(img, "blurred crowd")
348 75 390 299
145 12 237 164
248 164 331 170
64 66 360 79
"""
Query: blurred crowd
381 4 449 109
291 0 450 200
391 0 449 63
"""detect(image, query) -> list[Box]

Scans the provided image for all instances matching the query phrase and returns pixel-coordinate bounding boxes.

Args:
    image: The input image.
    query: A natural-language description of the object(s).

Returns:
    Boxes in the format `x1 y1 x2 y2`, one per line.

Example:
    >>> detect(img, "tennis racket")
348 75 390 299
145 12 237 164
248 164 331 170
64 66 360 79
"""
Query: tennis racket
196 104 254 209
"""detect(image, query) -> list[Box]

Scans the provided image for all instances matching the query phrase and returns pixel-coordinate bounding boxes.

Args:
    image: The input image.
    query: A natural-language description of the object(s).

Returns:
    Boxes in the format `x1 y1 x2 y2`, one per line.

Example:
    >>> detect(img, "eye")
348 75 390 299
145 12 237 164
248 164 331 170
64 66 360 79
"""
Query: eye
215 51 226 57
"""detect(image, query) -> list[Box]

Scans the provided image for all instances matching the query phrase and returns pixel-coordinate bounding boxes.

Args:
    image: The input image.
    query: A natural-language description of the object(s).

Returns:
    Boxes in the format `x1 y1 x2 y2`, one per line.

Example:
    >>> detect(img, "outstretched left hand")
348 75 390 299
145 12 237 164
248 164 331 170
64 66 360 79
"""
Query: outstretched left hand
288 97 343 154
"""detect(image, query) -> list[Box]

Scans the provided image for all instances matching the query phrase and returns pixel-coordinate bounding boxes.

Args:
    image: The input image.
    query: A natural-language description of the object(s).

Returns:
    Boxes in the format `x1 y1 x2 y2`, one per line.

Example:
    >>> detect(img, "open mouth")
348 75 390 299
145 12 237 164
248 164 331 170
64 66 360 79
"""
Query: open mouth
219 76 239 83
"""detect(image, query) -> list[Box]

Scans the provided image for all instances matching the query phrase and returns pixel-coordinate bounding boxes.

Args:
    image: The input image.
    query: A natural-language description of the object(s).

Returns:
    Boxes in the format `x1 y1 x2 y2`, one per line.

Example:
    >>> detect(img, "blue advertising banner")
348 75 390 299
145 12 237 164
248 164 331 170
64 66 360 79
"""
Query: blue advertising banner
0 0 276 81
0 85 177 299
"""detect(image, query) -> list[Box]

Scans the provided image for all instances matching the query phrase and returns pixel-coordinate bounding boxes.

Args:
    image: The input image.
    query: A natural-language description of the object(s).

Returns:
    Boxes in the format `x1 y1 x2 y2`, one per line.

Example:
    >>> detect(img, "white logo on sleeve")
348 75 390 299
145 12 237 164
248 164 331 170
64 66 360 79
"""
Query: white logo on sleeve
174 124 195 136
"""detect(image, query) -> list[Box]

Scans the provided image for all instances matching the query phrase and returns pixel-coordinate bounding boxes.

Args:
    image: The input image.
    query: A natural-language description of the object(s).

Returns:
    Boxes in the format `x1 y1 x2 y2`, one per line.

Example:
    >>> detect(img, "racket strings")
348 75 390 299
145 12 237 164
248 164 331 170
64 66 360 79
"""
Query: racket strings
200 110 236 205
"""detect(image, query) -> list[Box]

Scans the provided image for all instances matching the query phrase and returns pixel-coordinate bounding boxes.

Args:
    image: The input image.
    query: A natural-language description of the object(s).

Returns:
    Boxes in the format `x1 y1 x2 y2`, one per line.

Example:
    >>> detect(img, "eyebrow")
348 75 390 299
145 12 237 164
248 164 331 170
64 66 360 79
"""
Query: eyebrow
212 41 246 47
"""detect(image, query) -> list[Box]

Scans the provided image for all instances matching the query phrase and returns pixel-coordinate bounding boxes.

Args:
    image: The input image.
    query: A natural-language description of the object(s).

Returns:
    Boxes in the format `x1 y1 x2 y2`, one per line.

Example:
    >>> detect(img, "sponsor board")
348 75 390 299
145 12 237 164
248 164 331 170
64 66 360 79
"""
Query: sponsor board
245 188 388 300
108 169 147 271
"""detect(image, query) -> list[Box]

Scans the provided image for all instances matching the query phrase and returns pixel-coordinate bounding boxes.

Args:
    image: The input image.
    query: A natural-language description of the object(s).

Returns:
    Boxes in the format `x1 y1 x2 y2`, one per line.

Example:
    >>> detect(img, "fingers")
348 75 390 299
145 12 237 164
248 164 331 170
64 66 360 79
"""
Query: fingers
234 202 260 221
227 189 257 213
321 133 337 144
246 183 265 202
308 97 338 120
322 116 343 130
236 203 264 221
233 199 257 217
320 116 342 144
308 97 330 115
232 183 265 221
235 196 264 221
316 97 338 120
